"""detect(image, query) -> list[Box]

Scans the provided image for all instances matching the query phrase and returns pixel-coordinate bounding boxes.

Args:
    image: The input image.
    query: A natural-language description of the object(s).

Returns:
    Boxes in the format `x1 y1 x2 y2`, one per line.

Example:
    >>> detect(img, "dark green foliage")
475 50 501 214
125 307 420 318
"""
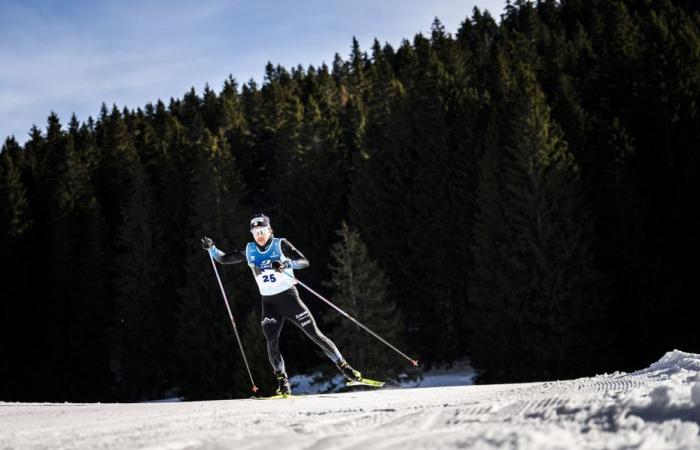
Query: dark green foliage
323 223 405 380
271 86 348 289
112 164 174 400
0 138 33 400
175 130 252 399
0 138 31 238
7 115 112 401
468 63 607 382
2 0 699 400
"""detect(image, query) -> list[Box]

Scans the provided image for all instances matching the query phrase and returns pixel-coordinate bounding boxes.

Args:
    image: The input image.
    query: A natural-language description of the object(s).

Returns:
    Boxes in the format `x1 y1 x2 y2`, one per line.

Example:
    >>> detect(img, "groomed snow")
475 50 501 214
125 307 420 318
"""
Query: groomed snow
289 359 477 394
1 350 699 449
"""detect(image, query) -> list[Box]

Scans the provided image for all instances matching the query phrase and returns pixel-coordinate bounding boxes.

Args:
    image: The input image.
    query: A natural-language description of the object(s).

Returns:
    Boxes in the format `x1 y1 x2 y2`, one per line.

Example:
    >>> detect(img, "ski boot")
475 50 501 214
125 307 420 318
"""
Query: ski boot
336 360 362 382
275 371 291 396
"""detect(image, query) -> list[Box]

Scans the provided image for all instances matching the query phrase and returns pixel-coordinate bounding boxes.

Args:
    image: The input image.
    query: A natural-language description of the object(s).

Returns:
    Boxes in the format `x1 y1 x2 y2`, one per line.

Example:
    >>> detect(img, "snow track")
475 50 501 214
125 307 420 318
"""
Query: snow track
1 350 699 449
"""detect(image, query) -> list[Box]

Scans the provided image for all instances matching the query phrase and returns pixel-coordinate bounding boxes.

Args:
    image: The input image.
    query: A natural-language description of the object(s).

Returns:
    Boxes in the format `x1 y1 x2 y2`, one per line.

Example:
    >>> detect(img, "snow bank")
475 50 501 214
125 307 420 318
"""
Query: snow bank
547 350 700 449
622 351 700 428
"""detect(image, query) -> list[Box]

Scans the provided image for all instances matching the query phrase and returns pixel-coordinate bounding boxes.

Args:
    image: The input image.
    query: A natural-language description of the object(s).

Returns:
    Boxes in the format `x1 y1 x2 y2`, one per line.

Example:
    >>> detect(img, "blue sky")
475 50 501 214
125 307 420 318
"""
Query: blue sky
0 0 506 144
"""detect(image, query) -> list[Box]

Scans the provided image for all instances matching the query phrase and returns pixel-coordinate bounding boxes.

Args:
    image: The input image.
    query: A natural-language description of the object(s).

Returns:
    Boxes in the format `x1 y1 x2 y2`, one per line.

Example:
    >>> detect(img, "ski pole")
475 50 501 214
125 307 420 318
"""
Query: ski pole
208 253 259 393
284 272 418 367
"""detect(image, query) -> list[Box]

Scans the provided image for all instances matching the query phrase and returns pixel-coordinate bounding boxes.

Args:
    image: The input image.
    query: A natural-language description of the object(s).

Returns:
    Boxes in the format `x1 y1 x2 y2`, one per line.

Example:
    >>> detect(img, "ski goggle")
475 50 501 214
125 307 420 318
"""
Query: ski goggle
251 226 271 237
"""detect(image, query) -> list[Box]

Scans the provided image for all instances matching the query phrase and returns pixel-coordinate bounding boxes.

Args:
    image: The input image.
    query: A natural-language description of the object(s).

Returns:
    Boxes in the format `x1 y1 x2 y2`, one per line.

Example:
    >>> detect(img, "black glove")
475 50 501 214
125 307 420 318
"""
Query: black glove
201 236 214 250
271 260 290 272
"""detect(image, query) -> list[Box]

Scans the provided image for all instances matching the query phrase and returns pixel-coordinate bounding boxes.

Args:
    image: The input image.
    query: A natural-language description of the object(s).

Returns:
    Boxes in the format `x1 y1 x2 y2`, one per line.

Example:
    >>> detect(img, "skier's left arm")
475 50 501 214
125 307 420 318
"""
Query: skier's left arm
276 238 309 270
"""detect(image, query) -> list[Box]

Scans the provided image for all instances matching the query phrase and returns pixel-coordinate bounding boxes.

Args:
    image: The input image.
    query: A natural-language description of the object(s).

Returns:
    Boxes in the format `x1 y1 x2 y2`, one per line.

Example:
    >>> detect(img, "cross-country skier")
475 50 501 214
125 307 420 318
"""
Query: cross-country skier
201 213 362 396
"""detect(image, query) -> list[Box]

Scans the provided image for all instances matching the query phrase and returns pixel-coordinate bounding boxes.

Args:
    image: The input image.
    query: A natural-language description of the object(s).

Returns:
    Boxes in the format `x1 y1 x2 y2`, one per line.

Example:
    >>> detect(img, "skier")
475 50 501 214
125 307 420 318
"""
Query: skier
201 213 362 396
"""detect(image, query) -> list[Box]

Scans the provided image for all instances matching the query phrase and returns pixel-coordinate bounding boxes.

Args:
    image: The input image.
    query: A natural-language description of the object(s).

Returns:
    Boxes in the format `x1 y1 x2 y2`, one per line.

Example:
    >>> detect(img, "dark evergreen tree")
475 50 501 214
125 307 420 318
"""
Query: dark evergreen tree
595 119 648 368
0 138 31 238
236 80 270 208
469 63 608 382
0 138 34 400
111 164 174 401
323 223 405 380
176 130 253 399
33 115 111 400
271 90 347 289
94 105 139 233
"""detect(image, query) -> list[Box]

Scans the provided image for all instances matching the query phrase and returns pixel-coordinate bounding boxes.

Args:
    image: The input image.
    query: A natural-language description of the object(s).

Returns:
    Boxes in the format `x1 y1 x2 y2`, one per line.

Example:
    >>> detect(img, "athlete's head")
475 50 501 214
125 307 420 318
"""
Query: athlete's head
250 213 272 245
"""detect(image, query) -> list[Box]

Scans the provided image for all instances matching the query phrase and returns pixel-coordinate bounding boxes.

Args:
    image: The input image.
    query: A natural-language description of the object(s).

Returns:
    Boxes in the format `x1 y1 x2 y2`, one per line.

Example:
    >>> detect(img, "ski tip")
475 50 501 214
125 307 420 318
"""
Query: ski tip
252 393 295 400
346 378 385 388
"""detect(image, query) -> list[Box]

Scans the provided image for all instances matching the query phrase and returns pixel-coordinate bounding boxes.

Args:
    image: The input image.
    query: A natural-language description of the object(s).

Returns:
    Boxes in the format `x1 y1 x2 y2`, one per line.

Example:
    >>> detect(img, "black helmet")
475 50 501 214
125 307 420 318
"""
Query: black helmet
250 213 271 230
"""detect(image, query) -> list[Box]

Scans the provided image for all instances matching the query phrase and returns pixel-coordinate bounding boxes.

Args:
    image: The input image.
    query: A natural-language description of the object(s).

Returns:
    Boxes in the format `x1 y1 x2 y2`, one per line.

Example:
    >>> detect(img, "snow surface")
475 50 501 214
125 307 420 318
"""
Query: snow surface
289 360 477 394
2 350 699 449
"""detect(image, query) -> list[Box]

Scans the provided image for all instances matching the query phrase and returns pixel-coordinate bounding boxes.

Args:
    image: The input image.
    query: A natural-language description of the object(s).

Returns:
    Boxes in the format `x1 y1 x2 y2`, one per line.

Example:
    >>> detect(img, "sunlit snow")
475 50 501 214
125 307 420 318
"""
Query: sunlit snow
1 350 699 449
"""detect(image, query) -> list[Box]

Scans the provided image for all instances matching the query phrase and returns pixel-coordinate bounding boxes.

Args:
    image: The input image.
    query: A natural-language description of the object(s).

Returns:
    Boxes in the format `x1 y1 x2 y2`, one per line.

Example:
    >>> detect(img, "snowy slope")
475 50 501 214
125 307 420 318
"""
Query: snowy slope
1 350 699 450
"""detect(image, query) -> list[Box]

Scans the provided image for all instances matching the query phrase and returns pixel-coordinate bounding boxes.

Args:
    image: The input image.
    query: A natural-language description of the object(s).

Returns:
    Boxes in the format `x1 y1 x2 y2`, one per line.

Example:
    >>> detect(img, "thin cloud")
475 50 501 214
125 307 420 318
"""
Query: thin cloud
1 0 506 143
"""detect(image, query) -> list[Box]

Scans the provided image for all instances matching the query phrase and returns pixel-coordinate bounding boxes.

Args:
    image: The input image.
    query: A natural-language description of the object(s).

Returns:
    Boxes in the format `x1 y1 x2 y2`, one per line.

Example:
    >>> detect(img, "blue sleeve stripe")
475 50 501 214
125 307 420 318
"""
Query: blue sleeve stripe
209 246 225 262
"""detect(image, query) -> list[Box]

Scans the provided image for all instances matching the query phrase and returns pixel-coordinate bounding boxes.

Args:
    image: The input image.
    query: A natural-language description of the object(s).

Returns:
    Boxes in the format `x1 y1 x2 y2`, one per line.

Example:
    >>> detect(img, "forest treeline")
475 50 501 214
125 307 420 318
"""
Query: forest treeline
1 0 699 401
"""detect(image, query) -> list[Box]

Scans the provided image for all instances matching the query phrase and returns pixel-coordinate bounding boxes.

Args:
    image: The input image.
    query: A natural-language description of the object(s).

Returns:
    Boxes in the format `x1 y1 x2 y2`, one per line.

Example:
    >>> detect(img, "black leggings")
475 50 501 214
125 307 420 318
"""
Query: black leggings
260 287 343 373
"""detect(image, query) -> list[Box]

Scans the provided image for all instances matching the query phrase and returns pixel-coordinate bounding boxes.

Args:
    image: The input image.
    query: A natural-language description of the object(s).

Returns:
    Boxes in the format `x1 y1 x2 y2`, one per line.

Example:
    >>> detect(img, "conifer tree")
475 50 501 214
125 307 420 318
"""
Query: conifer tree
272 92 346 288
469 63 607 382
177 88 207 142
0 138 32 239
323 223 405 380
236 80 271 208
176 130 253 399
350 39 408 252
32 115 112 400
2 126 52 400
403 32 465 362
94 105 139 233
596 119 648 367
219 77 249 166
348 43 419 366
112 163 174 400
0 138 34 400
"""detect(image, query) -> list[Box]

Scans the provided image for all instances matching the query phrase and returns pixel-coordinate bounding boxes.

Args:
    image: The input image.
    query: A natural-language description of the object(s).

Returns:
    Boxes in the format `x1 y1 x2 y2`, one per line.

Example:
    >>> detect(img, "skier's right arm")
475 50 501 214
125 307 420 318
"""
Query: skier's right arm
201 236 245 264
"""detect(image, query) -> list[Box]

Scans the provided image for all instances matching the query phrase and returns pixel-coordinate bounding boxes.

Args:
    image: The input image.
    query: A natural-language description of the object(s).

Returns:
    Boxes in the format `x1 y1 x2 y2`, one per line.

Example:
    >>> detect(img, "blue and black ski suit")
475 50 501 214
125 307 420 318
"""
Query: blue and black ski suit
209 237 343 374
